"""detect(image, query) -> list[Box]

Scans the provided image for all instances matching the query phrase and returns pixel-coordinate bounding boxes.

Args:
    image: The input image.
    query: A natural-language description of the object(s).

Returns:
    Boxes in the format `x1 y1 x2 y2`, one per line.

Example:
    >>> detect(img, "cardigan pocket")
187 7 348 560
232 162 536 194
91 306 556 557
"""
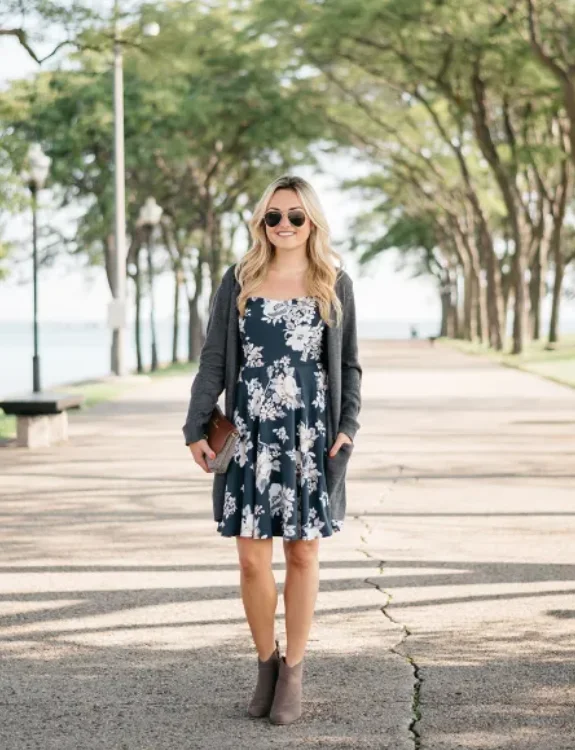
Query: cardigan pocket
325 442 354 512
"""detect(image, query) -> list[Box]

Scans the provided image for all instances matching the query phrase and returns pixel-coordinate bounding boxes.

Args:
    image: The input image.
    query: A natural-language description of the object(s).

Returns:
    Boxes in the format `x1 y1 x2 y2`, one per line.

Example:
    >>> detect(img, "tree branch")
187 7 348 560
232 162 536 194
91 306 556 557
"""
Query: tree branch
0 27 73 64
525 0 567 79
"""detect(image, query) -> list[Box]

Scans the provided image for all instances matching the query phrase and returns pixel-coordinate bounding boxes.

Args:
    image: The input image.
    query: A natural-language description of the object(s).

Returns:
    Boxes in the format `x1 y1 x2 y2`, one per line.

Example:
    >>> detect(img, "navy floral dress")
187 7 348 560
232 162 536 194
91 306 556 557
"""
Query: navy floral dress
218 295 343 541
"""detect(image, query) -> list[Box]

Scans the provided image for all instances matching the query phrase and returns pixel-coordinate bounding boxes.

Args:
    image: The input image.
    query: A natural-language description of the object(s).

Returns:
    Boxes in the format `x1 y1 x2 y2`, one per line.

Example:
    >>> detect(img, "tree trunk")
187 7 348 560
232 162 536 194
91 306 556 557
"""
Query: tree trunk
440 290 450 337
134 248 143 374
471 66 524 351
463 264 475 341
416 87 502 347
512 248 527 355
484 240 504 350
478 274 489 345
548 145 571 345
529 214 554 342
529 246 542 340
147 233 159 371
447 301 458 338
187 257 205 361
548 249 564 345
501 262 512 339
452 271 461 339
172 268 181 364
187 295 202 362
443 270 459 339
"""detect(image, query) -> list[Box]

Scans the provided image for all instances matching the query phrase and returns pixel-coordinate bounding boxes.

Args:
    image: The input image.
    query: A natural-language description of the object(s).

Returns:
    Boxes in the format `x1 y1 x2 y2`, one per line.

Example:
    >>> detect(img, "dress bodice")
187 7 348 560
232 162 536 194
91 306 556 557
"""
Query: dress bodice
239 296 325 370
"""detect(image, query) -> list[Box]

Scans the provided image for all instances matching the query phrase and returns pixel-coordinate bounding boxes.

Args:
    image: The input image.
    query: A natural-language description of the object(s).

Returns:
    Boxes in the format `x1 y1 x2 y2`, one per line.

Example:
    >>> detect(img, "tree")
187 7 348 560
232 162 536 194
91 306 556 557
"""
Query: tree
252 0 575 351
0 1 101 64
0 0 325 368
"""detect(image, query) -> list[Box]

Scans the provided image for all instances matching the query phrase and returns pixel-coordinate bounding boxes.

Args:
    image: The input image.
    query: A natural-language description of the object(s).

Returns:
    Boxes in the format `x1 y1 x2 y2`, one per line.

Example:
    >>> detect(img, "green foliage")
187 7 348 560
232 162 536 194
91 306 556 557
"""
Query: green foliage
0 1 104 64
0 1 327 291
2 0 575 352
0 241 11 281
253 0 573 263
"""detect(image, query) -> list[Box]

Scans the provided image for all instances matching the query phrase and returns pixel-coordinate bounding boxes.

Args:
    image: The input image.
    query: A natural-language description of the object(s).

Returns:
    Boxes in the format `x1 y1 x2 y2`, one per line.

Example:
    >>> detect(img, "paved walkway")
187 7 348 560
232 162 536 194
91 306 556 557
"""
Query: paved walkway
1 341 574 749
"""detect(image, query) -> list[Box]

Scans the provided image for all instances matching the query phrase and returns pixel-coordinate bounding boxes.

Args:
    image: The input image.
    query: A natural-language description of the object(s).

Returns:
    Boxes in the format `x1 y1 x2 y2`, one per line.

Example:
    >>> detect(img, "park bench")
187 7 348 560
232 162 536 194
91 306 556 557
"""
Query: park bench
0 392 84 448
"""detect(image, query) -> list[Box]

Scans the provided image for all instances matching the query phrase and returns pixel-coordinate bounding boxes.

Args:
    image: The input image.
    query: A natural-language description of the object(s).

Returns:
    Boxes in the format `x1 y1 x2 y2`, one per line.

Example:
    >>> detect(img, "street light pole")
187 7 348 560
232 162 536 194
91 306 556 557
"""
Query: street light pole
137 197 163 373
22 143 51 394
109 3 159 376
111 0 127 376
146 226 158 371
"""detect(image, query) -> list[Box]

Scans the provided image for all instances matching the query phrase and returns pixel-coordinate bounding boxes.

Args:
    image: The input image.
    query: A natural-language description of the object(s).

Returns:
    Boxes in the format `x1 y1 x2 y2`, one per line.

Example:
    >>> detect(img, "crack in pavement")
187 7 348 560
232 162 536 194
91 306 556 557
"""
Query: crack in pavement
354 467 422 750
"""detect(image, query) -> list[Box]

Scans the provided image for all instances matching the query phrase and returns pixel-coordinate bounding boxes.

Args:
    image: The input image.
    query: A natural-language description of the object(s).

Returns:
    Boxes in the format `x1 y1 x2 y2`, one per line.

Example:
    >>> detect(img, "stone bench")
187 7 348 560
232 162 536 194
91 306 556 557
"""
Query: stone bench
0 392 84 448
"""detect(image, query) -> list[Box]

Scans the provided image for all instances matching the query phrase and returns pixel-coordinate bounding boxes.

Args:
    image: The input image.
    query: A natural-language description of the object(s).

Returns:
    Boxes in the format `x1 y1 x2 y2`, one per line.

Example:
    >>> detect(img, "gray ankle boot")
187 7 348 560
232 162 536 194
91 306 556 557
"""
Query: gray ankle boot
247 640 280 718
269 656 303 725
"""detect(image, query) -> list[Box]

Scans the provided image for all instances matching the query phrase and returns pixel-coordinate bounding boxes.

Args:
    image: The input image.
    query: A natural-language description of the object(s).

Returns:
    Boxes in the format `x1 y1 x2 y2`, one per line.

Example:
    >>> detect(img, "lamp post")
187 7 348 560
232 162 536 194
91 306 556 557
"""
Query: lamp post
137 197 163 372
21 143 51 394
110 3 160 376
110 0 128 376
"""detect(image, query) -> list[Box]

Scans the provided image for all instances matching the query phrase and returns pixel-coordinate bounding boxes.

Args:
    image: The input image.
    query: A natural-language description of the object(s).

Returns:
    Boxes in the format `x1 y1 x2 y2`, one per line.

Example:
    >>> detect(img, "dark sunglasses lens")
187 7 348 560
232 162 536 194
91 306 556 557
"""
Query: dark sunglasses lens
288 210 306 227
264 211 282 227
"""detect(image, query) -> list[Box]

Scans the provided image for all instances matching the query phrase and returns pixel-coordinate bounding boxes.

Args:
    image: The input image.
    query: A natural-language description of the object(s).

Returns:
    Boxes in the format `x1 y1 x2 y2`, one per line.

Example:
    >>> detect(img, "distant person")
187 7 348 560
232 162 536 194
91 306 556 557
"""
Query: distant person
182 175 362 725
410 325 419 339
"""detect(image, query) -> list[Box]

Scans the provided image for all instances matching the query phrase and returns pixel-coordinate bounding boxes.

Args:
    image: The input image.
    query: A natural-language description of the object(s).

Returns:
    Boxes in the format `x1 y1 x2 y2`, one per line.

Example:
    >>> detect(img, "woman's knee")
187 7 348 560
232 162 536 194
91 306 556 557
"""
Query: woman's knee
284 539 319 571
236 538 272 579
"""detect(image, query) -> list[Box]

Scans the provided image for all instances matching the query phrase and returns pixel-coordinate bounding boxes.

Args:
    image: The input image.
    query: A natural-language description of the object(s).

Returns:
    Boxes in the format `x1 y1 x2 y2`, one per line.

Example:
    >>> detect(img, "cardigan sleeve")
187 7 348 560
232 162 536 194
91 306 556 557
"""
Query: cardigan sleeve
182 267 233 445
338 272 362 442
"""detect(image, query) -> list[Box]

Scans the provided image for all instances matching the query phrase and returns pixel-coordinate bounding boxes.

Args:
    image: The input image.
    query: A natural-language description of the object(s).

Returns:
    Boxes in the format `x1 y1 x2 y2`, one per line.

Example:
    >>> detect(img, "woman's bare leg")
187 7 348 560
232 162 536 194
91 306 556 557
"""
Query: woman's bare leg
236 537 277 660
282 539 320 666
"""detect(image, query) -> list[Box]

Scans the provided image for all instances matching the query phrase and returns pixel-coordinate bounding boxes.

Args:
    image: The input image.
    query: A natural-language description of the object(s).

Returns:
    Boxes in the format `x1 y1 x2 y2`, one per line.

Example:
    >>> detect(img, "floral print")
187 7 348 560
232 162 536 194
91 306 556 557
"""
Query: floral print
219 296 343 541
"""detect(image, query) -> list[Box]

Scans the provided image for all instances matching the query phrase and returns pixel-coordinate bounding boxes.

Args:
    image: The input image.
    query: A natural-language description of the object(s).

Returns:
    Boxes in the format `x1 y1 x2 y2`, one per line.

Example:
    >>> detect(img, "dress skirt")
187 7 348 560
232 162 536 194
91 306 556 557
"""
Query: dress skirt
218 295 343 541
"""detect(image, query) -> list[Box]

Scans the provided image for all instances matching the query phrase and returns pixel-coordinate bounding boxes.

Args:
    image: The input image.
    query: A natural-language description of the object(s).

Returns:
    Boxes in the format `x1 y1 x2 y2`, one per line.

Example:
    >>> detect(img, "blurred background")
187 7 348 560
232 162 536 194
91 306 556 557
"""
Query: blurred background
1 0 575 398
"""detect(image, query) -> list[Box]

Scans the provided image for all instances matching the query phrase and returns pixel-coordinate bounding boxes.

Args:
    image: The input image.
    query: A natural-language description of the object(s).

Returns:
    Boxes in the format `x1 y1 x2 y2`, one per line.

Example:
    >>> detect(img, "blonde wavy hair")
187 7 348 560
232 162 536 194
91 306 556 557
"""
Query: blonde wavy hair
235 175 344 327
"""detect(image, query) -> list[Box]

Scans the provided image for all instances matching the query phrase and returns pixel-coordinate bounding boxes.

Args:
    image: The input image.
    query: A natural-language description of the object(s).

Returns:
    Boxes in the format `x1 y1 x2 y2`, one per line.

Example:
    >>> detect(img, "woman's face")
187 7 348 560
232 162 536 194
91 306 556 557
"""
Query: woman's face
263 189 312 252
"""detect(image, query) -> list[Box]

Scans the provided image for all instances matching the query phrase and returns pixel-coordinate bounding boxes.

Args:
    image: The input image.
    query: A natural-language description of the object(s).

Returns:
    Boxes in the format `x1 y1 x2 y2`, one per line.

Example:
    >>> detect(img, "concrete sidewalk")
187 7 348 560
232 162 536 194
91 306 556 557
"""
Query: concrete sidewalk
0 340 574 749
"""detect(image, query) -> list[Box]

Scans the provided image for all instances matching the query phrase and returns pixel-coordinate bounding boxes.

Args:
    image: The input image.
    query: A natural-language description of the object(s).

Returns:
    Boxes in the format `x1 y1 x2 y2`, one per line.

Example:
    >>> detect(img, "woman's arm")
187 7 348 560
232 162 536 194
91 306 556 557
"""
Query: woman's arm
182 267 234 444
338 272 362 442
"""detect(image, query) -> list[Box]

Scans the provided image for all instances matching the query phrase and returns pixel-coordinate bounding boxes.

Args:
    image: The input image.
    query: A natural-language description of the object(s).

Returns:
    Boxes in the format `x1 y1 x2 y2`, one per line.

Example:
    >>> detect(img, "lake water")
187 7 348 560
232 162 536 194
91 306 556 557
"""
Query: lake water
0 317 441 397
3 315 574 399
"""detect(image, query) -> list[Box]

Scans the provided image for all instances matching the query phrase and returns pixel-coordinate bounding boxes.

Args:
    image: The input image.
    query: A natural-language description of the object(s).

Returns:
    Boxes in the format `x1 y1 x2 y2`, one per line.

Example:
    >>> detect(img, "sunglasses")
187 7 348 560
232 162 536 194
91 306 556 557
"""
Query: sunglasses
263 209 307 228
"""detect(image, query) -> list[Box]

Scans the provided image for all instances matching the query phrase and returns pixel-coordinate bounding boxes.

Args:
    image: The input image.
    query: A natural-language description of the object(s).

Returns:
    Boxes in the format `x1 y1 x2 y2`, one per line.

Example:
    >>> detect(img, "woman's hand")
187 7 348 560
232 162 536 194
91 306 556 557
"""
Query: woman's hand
188 438 216 473
329 432 353 457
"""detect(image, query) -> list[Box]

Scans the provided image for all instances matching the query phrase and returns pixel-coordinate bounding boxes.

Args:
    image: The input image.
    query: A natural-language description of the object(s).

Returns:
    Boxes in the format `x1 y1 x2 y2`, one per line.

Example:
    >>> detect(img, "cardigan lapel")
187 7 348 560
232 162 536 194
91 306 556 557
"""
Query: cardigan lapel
325 297 342 452
224 277 241 421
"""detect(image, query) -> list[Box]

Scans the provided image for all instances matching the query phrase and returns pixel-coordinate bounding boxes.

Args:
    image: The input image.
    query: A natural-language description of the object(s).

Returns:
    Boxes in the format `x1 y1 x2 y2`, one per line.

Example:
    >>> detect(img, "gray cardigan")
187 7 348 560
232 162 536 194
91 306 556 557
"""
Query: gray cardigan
182 262 362 522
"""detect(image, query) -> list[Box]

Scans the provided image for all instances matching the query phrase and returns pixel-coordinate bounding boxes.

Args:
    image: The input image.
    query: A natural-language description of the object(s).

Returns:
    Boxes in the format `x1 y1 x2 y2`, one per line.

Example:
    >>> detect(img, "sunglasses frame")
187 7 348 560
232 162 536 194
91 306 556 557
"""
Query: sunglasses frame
263 208 308 228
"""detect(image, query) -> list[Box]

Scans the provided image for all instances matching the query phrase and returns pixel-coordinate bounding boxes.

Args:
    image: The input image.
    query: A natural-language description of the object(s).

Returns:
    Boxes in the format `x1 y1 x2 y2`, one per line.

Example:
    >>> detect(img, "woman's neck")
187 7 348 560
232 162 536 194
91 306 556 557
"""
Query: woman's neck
269 248 309 275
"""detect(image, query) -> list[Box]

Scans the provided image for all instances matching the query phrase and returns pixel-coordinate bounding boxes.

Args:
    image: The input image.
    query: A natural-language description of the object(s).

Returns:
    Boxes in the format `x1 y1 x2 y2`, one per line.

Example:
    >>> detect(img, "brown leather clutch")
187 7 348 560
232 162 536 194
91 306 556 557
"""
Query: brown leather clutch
205 404 239 473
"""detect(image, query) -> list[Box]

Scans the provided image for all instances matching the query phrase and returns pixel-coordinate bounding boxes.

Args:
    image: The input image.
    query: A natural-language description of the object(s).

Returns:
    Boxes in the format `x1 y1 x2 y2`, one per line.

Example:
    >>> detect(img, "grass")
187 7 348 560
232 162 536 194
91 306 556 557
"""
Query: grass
440 334 575 389
0 414 15 440
147 360 197 378
66 381 125 408
0 360 198 442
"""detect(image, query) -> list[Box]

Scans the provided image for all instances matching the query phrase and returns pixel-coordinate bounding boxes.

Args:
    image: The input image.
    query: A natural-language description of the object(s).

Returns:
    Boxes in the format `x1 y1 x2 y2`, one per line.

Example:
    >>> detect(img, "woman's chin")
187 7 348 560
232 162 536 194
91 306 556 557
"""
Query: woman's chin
272 238 307 252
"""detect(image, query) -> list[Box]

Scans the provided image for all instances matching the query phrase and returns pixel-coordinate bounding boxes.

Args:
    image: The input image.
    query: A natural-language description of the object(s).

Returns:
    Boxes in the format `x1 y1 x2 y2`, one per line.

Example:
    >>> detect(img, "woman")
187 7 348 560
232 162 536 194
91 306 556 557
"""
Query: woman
182 174 362 725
